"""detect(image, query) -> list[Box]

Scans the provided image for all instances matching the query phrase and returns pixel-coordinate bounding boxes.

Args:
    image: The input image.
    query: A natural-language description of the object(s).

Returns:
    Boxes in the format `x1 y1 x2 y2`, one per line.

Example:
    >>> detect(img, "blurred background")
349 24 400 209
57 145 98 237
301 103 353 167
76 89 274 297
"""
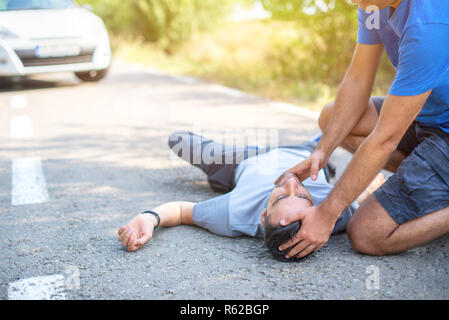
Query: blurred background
75 0 395 111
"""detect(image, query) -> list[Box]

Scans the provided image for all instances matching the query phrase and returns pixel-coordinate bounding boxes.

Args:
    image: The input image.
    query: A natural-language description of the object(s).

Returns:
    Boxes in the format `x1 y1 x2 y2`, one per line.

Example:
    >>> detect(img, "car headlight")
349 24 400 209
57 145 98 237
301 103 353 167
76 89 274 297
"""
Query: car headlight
0 27 18 39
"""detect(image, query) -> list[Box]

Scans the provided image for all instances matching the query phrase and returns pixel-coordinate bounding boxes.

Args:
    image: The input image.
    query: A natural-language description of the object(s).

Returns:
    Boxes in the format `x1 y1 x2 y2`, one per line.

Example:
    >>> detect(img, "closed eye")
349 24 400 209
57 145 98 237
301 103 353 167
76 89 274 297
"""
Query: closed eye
272 194 313 207
272 195 287 206
296 194 313 205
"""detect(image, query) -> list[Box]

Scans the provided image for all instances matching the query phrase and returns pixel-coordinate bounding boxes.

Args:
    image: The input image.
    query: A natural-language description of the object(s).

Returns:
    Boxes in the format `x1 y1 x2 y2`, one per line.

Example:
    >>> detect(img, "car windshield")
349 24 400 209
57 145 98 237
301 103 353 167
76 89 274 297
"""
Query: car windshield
0 0 77 11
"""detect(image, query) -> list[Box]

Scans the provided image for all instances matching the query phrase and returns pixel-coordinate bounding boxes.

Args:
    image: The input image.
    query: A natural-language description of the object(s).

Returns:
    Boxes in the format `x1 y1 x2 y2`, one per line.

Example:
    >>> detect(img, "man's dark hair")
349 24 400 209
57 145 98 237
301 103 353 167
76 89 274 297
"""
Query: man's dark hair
264 215 306 263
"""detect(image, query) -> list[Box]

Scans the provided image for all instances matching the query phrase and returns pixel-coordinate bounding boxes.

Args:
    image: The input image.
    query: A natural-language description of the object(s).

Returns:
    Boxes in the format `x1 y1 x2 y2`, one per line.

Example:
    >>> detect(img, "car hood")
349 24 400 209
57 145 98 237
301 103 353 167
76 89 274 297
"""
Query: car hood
0 8 104 39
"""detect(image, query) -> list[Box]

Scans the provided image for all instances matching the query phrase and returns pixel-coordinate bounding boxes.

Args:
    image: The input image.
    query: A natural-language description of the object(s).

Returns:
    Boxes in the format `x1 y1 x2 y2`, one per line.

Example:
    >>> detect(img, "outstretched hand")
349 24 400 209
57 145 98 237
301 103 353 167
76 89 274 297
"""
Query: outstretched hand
118 214 157 252
278 203 336 259
275 149 328 184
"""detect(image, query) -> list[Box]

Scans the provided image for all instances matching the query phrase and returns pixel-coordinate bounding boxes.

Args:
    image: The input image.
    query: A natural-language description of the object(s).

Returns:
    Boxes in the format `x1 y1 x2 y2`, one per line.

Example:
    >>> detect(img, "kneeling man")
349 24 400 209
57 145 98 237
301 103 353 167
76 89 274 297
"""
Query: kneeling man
279 0 449 259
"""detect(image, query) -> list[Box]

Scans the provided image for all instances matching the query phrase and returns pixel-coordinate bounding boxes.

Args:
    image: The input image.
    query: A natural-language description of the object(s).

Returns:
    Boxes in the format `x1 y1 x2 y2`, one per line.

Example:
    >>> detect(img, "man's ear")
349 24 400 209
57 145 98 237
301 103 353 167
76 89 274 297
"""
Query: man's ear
261 208 267 227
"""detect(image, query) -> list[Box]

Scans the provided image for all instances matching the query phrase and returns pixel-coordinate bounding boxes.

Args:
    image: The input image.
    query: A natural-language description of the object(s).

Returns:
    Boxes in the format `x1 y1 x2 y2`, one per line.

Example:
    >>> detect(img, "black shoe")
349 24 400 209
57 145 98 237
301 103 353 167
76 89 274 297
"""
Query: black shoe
323 160 336 183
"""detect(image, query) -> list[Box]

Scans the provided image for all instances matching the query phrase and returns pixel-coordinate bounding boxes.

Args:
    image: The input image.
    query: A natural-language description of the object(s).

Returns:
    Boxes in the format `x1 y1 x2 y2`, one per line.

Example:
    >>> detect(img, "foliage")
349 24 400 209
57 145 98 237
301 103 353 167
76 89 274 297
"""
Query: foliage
76 0 234 51
78 0 395 108
113 19 393 109
259 0 393 84
260 0 357 82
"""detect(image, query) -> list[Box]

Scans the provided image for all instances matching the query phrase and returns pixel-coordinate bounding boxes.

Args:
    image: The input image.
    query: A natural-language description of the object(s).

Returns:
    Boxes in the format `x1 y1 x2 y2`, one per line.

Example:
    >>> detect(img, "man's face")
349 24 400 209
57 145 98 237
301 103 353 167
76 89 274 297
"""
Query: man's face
351 0 397 10
263 172 314 226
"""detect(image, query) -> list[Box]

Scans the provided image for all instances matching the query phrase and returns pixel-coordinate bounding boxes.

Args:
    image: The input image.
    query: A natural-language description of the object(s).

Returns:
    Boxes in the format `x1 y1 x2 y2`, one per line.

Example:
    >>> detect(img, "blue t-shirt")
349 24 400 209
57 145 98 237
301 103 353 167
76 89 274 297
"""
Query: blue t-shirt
357 0 449 133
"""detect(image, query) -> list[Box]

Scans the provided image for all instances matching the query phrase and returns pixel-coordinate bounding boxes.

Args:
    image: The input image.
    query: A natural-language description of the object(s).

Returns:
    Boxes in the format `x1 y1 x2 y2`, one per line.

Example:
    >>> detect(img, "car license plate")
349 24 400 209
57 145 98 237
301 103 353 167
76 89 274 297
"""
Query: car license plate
35 45 81 58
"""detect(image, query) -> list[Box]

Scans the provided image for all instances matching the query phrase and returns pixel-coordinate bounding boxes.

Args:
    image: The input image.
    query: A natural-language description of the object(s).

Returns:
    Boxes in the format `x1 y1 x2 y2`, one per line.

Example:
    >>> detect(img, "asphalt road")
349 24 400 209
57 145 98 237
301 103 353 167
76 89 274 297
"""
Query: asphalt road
0 60 448 300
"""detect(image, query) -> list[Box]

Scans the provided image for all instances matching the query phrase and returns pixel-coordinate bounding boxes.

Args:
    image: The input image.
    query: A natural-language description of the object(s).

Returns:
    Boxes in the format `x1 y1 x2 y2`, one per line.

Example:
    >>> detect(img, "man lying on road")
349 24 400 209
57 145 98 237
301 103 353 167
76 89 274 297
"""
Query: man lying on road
277 0 449 259
118 131 384 261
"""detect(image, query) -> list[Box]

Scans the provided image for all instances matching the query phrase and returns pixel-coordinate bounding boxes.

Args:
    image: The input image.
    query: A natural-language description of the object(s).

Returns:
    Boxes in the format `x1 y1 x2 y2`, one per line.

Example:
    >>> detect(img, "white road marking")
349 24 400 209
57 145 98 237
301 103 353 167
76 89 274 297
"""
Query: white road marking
209 84 247 98
271 101 320 120
10 116 34 139
8 275 66 300
11 157 49 206
10 95 28 109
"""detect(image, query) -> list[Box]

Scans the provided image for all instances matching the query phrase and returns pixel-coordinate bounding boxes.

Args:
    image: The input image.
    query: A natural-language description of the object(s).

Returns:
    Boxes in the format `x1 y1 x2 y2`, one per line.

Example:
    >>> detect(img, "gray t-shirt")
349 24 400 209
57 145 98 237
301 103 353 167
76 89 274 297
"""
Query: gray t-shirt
193 147 358 238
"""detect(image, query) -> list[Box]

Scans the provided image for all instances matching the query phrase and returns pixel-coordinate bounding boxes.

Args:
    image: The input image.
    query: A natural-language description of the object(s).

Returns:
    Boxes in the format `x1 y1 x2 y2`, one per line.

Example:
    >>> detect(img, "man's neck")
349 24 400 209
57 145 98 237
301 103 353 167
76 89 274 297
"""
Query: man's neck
390 0 402 9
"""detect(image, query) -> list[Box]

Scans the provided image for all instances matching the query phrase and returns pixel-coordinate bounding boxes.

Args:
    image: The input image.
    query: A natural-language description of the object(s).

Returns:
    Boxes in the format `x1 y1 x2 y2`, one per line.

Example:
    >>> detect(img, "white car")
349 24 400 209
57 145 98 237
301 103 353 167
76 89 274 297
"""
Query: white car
0 0 111 82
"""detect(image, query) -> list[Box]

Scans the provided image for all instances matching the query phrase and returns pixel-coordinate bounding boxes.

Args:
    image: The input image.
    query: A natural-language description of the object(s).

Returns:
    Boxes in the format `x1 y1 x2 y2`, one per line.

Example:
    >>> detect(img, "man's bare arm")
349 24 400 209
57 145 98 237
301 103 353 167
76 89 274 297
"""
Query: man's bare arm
151 201 195 227
118 201 195 252
318 43 384 156
285 43 384 181
323 92 431 217
279 92 431 259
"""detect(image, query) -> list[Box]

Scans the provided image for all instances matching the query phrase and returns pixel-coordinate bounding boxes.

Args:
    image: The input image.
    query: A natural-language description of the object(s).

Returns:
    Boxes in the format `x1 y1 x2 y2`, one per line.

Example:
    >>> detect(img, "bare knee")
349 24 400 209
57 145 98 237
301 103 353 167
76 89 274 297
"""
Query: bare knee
347 218 386 256
347 196 397 256
318 101 334 132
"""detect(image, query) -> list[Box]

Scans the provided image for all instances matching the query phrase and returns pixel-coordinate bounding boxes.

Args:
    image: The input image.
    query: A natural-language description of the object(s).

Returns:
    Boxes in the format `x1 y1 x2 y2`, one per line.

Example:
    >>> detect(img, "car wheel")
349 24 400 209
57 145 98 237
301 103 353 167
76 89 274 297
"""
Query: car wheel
75 68 109 82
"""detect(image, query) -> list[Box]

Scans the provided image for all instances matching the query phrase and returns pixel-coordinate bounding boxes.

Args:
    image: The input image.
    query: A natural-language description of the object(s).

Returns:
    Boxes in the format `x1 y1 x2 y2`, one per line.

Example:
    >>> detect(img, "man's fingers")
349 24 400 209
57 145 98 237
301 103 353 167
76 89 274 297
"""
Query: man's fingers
119 224 153 252
274 174 283 185
310 158 320 181
285 240 312 259
276 159 311 184
121 228 133 248
278 232 304 251
121 231 131 248
289 159 311 178
296 244 317 259
118 225 127 236
280 209 305 227
135 233 152 247
127 233 138 252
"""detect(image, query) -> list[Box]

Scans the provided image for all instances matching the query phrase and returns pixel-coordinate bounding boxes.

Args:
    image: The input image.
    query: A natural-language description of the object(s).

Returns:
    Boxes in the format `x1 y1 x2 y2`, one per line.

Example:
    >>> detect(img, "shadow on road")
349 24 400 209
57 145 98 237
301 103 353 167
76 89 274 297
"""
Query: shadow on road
0 76 79 93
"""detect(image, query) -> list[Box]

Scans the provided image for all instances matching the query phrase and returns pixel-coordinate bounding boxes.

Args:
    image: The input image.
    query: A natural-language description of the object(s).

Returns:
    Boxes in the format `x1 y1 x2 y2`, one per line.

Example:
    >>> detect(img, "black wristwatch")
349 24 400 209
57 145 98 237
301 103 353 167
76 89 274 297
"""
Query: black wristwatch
141 210 161 230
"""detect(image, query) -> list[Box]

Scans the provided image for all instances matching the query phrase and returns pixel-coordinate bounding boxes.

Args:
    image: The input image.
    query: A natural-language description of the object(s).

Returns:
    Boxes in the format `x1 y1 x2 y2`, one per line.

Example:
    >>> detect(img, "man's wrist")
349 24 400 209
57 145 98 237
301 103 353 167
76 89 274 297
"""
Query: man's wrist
319 198 344 224
142 211 160 229
316 139 334 161
148 214 159 228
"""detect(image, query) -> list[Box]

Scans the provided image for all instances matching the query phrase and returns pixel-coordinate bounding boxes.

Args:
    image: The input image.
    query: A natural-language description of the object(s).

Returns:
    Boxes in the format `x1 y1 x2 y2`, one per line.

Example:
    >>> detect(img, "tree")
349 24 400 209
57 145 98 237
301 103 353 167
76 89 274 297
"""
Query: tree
260 0 359 82
77 0 234 51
